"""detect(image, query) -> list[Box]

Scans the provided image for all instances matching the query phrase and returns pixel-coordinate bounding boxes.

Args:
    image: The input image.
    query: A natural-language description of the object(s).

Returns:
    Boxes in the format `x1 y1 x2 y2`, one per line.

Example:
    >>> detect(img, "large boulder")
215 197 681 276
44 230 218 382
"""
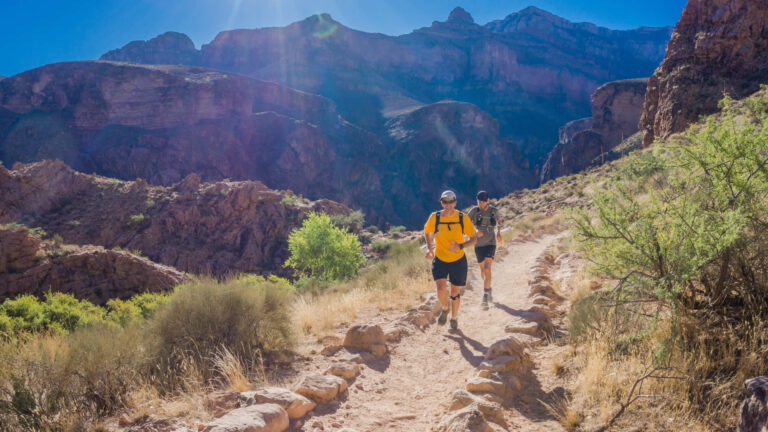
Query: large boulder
343 324 387 357
739 376 768 432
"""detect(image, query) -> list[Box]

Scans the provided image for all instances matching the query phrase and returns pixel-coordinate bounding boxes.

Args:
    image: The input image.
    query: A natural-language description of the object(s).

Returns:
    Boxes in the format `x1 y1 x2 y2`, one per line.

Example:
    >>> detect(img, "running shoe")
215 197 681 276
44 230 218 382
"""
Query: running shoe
450 318 458 331
438 308 449 325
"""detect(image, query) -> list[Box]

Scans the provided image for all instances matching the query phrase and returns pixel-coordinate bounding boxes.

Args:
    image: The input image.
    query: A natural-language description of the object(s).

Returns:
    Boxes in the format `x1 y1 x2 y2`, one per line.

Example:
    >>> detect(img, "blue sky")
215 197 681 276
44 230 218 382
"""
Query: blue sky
0 0 688 77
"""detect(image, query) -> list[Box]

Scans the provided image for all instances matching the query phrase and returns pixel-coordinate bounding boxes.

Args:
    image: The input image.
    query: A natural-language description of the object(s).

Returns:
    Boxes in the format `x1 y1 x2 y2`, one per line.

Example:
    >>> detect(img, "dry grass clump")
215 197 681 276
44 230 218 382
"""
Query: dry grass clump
293 240 431 337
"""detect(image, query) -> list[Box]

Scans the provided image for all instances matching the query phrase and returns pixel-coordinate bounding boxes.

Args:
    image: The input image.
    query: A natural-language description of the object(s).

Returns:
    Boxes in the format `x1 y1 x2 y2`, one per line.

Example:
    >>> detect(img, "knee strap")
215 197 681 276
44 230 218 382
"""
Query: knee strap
450 294 460 301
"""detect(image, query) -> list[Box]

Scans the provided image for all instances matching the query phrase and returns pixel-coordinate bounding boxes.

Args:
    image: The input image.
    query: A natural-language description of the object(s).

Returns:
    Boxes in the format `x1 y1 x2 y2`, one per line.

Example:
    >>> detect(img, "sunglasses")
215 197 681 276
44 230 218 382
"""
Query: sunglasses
441 199 456 204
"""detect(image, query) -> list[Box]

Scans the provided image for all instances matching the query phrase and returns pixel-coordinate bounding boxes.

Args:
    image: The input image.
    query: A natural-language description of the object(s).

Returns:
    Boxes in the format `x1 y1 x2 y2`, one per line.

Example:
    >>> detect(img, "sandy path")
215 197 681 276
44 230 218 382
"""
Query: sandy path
300 234 567 432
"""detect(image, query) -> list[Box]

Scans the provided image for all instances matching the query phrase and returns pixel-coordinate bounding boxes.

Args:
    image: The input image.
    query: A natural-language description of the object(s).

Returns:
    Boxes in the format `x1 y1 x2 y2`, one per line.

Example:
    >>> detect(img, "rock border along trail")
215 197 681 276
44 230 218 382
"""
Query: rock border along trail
293 233 572 432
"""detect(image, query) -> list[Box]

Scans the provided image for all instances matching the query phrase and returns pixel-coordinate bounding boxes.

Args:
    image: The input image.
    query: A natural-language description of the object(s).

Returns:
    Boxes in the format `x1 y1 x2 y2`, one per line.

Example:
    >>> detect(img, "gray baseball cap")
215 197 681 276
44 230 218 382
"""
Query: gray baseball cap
440 190 456 201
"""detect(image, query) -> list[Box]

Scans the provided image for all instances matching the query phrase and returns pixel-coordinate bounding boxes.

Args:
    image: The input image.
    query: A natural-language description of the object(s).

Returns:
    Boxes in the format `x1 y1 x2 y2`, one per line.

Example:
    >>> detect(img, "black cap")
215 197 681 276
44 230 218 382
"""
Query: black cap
476 191 489 201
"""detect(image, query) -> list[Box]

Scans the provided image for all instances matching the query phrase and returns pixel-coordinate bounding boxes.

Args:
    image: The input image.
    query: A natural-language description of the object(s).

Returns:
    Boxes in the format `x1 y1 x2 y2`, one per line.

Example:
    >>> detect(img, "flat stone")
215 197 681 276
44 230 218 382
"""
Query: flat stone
201 403 289 432
240 387 315 419
294 375 348 403
325 361 361 380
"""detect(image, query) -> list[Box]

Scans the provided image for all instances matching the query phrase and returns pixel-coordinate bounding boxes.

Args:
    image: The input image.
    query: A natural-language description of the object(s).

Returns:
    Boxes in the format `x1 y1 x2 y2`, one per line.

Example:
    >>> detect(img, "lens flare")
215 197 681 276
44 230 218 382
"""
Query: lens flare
312 14 338 39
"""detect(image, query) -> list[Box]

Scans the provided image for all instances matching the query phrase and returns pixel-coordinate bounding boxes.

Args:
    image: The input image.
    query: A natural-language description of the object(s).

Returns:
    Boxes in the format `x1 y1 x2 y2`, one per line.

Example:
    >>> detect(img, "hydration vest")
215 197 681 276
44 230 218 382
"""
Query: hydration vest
434 210 465 234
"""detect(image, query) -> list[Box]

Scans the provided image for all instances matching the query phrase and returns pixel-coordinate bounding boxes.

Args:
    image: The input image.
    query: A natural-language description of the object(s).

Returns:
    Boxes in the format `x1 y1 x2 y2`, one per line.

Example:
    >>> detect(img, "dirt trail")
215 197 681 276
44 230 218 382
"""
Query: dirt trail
301 234 569 432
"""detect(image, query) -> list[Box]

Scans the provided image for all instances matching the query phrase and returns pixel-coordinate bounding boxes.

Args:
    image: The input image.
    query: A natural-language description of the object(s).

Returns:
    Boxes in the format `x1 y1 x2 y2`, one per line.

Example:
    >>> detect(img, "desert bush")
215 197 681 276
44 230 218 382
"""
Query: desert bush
570 92 768 427
388 225 406 234
148 275 294 386
329 210 365 232
0 324 146 430
0 293 106 338
285 212 365 281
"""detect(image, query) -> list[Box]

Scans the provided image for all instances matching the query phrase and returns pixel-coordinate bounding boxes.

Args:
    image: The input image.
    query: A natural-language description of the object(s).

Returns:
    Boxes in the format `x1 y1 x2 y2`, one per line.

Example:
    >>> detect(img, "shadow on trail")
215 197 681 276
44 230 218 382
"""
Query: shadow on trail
442 329 487 366
504 367 563 423
492 301 530 319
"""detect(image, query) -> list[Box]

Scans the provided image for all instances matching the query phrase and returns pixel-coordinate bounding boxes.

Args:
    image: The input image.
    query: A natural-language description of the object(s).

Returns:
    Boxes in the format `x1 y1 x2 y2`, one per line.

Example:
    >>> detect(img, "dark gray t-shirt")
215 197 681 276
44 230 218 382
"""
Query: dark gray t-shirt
467 205 499 247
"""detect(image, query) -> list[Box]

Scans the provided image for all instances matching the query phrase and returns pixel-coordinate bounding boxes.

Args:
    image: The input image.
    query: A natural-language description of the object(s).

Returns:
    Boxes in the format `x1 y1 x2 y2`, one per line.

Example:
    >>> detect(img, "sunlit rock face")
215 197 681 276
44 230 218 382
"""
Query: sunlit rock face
0 160 352 278
640 0 768 147
0 62 535 226
102 7 671 164
540 78 647 181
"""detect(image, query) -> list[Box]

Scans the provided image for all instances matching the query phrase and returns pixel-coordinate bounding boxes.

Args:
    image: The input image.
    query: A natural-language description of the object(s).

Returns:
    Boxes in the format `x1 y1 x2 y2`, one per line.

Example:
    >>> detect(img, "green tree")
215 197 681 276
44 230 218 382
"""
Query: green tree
285 212 365 281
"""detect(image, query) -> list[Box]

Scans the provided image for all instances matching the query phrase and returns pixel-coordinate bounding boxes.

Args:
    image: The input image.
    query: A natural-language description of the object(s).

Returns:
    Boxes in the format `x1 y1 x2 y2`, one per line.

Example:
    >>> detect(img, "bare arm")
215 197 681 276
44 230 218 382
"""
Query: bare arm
424 232 435 259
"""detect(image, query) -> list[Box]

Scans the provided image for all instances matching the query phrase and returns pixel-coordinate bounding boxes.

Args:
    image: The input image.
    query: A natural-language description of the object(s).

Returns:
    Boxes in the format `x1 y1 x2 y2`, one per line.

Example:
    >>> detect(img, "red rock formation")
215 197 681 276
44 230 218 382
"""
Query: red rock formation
541 79 647 181
0 160 352 277
0 226 186 303
640 0 768 147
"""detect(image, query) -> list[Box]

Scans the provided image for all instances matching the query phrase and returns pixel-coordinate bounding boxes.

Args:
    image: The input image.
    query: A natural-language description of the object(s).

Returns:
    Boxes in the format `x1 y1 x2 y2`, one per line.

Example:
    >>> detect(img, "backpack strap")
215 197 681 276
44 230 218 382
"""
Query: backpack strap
434 210 465 233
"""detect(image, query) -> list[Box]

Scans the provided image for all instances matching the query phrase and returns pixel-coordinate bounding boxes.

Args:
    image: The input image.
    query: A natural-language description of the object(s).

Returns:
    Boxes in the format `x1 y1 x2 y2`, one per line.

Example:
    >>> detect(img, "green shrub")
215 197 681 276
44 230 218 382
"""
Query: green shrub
571 93 768 425
285 212 365 281
388 225 406 234
148 275 294 384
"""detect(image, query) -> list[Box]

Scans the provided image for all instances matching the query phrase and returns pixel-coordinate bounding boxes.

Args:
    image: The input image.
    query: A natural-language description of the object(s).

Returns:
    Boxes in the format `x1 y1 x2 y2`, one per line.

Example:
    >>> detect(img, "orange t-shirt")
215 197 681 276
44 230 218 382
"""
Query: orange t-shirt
424 211 475 262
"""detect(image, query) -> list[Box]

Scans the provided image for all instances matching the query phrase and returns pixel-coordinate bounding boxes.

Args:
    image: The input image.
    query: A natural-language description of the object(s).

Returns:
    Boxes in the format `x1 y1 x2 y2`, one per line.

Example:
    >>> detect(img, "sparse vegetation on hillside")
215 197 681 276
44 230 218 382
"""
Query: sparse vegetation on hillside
568 90 768 429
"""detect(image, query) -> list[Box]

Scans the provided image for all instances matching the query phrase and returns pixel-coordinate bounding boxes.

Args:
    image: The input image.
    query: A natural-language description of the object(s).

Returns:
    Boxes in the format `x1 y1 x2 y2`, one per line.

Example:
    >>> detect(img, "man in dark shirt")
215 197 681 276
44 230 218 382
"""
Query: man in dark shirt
467 191 503 308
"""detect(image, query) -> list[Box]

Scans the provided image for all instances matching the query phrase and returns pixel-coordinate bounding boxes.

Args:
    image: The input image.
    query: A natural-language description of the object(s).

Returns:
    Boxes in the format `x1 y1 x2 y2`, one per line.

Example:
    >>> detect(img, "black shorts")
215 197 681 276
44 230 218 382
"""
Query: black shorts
432 255 468 286
474 245 496 262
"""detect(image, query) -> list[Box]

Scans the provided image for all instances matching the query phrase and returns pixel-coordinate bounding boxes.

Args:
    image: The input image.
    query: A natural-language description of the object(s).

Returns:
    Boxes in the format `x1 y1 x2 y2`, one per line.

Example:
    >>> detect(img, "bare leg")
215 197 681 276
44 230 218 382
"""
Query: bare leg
451 283 461 318
483 258 493 290
436 278 448 309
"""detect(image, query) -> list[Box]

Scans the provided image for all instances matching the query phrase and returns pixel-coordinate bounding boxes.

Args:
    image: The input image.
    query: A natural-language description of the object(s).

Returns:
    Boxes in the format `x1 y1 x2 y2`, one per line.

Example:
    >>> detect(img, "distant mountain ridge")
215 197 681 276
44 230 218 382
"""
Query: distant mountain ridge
101 7 672 163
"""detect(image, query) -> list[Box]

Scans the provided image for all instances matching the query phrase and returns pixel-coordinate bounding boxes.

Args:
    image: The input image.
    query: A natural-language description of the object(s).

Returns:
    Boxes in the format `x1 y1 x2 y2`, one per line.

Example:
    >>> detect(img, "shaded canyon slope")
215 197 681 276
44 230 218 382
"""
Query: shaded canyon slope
101 6 672 163
640 0 768 147
0 160 351 278
0 225 187 304
541 78 647 181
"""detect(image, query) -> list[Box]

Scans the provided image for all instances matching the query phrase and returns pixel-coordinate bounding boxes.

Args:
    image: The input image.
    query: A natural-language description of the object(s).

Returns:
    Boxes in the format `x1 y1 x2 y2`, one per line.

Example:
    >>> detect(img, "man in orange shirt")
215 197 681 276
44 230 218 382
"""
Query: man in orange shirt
424 190 477 331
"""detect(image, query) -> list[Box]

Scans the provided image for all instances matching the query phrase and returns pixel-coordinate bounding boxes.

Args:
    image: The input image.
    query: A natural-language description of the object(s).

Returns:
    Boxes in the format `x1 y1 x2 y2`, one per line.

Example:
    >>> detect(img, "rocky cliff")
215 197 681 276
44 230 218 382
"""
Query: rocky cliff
640 0 768 147
541 78 647 181
0 225 187 303
101 7 672 163
0 160 351 277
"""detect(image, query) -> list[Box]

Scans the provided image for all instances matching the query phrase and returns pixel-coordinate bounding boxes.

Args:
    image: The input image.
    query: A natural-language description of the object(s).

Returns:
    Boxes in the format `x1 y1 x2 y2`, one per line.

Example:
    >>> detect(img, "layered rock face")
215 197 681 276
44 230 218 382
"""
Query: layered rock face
640 0 768 147
0 160 351 277
0 61 538 226
101 7 671 162
0 226 186 303
540 79 647 181
385 101 534 215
